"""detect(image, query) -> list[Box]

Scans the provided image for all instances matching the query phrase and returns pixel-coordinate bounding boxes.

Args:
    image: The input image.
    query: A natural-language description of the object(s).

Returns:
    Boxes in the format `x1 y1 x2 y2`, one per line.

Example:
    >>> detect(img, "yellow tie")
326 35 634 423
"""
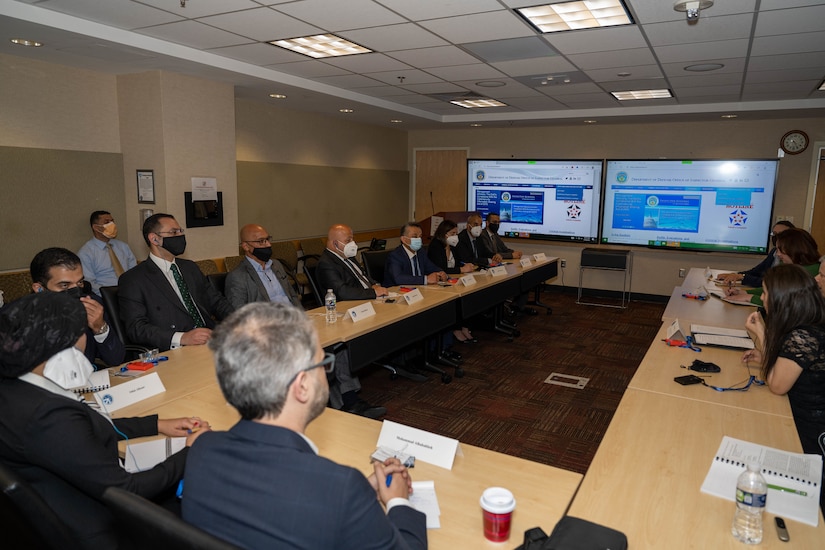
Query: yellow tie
106 243 125 277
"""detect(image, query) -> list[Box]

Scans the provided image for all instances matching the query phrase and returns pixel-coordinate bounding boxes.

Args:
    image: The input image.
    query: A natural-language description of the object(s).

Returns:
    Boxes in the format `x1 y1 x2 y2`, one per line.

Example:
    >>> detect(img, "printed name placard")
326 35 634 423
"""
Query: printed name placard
459 274 477 286
488 265 508 277
533 252 547 262
93 372 165 413
347 302 377 323
403 288 424 304
519 257 533 267
667 318 687 341
377 420 460 470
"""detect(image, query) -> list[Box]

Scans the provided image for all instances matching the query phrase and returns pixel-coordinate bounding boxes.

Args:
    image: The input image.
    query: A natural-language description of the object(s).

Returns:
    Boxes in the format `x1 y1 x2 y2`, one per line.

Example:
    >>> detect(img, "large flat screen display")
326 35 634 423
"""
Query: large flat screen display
467 159 603 243
601 159 779 253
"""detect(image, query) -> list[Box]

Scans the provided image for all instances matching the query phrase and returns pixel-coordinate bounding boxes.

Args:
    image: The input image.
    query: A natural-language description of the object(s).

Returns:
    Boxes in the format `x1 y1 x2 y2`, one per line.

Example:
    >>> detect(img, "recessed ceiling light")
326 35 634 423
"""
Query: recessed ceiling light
10 38 42 47
475 81 506 88
390 119 403 123
684 63 724 72
339 108 354 113
611 89 673 100
721 114 738 119
517 1 633 34
269 34 371 59
268 93 287 99
617 72 632 77
470 123 483 127
583 120 597 124
818 80 825 91
451 98 508 108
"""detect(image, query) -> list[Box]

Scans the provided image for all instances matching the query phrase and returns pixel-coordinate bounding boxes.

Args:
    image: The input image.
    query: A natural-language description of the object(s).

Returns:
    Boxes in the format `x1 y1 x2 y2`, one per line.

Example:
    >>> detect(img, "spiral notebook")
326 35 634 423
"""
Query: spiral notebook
71 370 110 394
700 436 822 526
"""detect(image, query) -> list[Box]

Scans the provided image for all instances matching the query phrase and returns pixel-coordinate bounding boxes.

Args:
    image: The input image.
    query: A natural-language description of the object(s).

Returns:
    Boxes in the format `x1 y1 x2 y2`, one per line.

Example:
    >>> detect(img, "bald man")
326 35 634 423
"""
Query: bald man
224 224 300 310
317 224 389 300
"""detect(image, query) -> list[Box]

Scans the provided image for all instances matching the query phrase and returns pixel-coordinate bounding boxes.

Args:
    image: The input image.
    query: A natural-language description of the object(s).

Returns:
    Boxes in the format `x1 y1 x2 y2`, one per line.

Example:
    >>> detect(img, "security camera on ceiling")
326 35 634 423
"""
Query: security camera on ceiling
674 0 714 23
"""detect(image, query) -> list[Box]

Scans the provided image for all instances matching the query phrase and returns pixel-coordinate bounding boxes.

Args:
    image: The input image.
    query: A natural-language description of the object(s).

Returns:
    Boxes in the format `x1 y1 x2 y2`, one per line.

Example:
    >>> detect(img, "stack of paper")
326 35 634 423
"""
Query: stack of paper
691 324 754 350
409 481 441 529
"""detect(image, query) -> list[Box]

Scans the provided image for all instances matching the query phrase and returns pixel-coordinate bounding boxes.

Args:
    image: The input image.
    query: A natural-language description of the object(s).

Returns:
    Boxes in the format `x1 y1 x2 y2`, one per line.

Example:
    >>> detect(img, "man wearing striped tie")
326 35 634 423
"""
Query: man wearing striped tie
119 213 235 352
77 210 137 296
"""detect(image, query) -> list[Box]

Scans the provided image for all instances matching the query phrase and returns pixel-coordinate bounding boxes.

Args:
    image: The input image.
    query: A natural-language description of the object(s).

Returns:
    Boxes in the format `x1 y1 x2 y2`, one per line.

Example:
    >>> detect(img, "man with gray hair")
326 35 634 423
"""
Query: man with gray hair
182 302 427 550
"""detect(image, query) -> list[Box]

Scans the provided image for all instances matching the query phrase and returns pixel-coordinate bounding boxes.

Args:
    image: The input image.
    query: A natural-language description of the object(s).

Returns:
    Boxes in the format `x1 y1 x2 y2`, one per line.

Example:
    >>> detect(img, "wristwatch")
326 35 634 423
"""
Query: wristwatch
96 322 109 335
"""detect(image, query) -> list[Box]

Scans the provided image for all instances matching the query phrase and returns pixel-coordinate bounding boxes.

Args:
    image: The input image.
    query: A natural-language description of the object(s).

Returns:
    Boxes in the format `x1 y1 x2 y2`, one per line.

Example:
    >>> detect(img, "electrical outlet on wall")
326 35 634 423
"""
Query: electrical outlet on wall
561 259 567 268
679 268 686 278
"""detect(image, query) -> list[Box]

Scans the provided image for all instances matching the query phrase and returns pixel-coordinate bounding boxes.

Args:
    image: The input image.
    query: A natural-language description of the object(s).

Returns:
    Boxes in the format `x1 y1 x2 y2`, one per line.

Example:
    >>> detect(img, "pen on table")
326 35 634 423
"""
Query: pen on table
385 474 392 488
767 483 808 497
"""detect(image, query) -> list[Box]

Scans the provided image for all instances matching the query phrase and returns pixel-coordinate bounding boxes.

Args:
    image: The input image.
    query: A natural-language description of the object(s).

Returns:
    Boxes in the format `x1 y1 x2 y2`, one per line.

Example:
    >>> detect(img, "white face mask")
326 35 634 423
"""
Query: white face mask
470 226 482 238
446 235 459 247
43 347 95 390
340 240 358 258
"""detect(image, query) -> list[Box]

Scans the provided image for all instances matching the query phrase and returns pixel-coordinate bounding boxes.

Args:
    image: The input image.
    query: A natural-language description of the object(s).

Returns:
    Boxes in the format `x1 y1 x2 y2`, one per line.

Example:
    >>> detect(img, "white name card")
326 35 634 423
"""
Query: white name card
488 265 508 277
377 420 460 470
519 257 533 267
93 372 165 413
666 318 686 341
459 274 477 286
533 252 547 262
403 288 424 304
347 302 376 323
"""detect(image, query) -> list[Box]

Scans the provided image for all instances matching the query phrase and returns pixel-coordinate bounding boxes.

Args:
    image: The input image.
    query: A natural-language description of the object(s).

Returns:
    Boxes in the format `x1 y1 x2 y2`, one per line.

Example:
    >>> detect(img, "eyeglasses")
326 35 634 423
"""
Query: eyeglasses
157 228 185 236
243 236 273 246
287 352 336 386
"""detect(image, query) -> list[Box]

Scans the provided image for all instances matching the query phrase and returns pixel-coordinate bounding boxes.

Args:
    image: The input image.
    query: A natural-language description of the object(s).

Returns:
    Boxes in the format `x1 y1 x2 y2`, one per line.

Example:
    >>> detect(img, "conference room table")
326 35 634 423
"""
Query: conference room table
110 346 582 549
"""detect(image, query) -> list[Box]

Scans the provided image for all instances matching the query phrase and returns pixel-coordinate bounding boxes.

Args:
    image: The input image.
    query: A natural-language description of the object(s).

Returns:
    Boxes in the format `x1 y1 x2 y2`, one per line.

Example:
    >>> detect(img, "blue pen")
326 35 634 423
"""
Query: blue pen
386 474 392 488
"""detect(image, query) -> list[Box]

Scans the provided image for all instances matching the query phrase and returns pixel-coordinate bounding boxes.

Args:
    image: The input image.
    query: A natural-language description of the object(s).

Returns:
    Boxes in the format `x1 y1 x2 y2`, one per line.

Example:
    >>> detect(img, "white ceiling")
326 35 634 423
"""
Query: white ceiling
1 0 824 129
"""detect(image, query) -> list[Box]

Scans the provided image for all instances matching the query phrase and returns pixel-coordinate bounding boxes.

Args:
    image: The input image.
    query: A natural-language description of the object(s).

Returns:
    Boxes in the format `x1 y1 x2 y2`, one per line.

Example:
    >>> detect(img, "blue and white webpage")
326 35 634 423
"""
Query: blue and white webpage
602 159 779 253
467 159 603 243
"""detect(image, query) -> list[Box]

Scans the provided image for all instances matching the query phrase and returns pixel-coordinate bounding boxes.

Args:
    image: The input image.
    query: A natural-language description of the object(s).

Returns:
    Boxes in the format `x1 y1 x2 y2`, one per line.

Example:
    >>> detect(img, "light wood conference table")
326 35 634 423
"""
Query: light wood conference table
111 348 583 549
567 389 824 548
629 323 792 418
661 286 754 330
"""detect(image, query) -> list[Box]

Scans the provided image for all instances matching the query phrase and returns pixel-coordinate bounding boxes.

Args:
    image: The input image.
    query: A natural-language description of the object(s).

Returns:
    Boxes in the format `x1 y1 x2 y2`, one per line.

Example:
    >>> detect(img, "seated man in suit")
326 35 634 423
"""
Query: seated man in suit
182 302 427 550
454 212 501 268
227 223 385 419
482 212 536 315
30 247 125 367
77 210 137 296
384 222 447 287
118 213 234 352
317 223 389 300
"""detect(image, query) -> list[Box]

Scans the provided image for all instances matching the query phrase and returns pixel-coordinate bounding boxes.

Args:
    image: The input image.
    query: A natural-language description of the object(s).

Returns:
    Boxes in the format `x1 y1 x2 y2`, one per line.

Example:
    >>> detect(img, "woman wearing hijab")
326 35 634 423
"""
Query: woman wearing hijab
0 292 210 548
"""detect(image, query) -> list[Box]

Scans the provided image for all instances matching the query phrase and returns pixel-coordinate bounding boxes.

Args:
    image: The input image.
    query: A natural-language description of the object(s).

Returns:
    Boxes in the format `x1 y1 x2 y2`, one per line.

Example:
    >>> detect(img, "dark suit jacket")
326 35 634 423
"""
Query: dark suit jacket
384 245 442 287
118 257 235 351
426 240 463 275
183 420 427 550
0 377 186 549
479 229 515 259
84 292 125 368
317 249 377 300
740 248 778 287
224 256 300 309
454 229 493 267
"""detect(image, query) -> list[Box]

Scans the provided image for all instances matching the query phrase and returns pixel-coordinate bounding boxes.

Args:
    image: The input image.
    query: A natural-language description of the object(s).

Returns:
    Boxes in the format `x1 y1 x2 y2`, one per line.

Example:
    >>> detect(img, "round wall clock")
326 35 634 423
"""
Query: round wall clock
780 130 809 155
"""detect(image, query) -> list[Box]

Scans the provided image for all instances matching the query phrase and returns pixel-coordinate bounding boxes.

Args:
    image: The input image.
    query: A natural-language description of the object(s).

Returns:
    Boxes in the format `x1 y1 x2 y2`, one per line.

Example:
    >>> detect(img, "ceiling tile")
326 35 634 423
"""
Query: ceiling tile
426 63 507 81
743 80 821 94
208 43 307 64
584 65 664 82
755 4 825 36
654 39 750 64
354 85 412 97
567 48 656 70
137 0 261 18
419 11 534 44
628 0 757 24
32 0 182 29
199 7 321 41
492 56 577 77
748 51 825 71
552 93 619 108
536 82 605 97
644 15 754 46
751 31 825 56
462 37 557 63
265 60 350 78
674 85 742 98
398 82 468 94
545 26 647 55
363 68 443 86
315 73 384 88
137 21 251 50
661 57 747 77
339 24 448 52
387 46 480 68
321 52 412 73
453 79 544 99
502 95 566 110
374 0 503 21
746 67 825 84
668 72 744 88
274 0 406 31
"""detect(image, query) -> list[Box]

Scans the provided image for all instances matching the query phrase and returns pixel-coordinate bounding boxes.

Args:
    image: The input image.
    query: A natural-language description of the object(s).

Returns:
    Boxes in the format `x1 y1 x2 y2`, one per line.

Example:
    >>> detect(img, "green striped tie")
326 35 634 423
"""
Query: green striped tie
170 263 205 328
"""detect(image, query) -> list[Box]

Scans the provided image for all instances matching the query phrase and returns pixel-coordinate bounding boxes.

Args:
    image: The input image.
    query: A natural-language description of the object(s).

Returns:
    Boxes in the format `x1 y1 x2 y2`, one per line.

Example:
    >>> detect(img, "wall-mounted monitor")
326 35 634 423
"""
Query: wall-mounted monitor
466 159 603 243
601 159 779 254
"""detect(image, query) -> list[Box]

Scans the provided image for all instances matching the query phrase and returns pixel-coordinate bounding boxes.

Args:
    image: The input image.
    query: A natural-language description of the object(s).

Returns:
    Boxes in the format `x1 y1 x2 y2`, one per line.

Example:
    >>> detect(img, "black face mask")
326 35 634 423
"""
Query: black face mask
488 223 500 234
251 246 273 263
64 286 87 300
161 235 187 257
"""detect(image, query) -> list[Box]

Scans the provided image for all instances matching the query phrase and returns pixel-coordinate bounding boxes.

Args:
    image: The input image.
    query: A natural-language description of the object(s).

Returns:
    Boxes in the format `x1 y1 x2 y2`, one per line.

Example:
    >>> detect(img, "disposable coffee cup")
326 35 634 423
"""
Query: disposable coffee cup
480 487 516 542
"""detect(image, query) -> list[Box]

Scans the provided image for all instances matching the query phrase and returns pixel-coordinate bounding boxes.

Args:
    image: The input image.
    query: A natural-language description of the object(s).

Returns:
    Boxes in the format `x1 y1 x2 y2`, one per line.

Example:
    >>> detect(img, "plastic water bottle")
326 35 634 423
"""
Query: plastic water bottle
731 462 767 544
324 289 337 324
704 266 712 280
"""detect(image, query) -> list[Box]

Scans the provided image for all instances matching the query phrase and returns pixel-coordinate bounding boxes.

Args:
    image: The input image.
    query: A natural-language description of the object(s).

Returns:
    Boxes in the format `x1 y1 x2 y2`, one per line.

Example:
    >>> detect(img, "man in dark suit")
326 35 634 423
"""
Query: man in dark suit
182 302 427 550
229 223 385 419
481 212 536 315
384 222 447 287
225 223 300 309
454 212 500 268
118 213 234 352
317 223 389 300
30 247 125 367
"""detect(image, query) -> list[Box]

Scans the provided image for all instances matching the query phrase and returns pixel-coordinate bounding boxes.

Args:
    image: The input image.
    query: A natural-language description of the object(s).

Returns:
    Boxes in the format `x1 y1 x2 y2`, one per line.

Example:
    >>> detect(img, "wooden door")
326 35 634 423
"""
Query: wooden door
413 149 468 221
809 149 825 249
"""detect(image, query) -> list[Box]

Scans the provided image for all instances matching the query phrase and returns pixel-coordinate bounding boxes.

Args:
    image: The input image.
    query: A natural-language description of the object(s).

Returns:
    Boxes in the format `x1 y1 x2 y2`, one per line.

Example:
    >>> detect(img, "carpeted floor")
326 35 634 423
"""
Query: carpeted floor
356 289 666 475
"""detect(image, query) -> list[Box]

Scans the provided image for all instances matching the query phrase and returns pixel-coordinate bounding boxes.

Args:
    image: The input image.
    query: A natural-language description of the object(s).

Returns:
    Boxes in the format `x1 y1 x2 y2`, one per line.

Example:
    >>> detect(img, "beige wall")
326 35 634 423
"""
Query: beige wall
409 118 825 295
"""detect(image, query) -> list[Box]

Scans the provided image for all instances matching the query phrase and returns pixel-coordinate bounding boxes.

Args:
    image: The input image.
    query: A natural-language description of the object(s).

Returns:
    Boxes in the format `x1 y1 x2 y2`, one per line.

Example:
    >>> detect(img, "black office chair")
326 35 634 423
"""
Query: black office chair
99 286 151 361
207 272 228 297
361 249 391 287
819 432 825 456
102 487 241 550
0 462 81 550
302 263 324 308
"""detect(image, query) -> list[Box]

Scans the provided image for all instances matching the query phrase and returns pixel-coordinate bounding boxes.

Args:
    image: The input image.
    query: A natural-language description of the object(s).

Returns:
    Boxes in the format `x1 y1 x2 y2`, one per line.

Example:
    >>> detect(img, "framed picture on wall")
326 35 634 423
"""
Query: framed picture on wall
137 170 155 204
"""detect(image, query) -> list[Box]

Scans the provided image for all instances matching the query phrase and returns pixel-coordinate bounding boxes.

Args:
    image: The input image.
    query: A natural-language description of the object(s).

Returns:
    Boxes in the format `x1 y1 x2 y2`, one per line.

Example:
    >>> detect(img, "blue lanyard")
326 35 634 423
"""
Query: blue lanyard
702 375 766 392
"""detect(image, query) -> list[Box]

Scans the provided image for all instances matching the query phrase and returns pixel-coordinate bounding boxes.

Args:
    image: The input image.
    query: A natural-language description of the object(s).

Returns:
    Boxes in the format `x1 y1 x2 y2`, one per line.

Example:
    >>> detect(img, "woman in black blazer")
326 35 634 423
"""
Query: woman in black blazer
428 220 478 343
